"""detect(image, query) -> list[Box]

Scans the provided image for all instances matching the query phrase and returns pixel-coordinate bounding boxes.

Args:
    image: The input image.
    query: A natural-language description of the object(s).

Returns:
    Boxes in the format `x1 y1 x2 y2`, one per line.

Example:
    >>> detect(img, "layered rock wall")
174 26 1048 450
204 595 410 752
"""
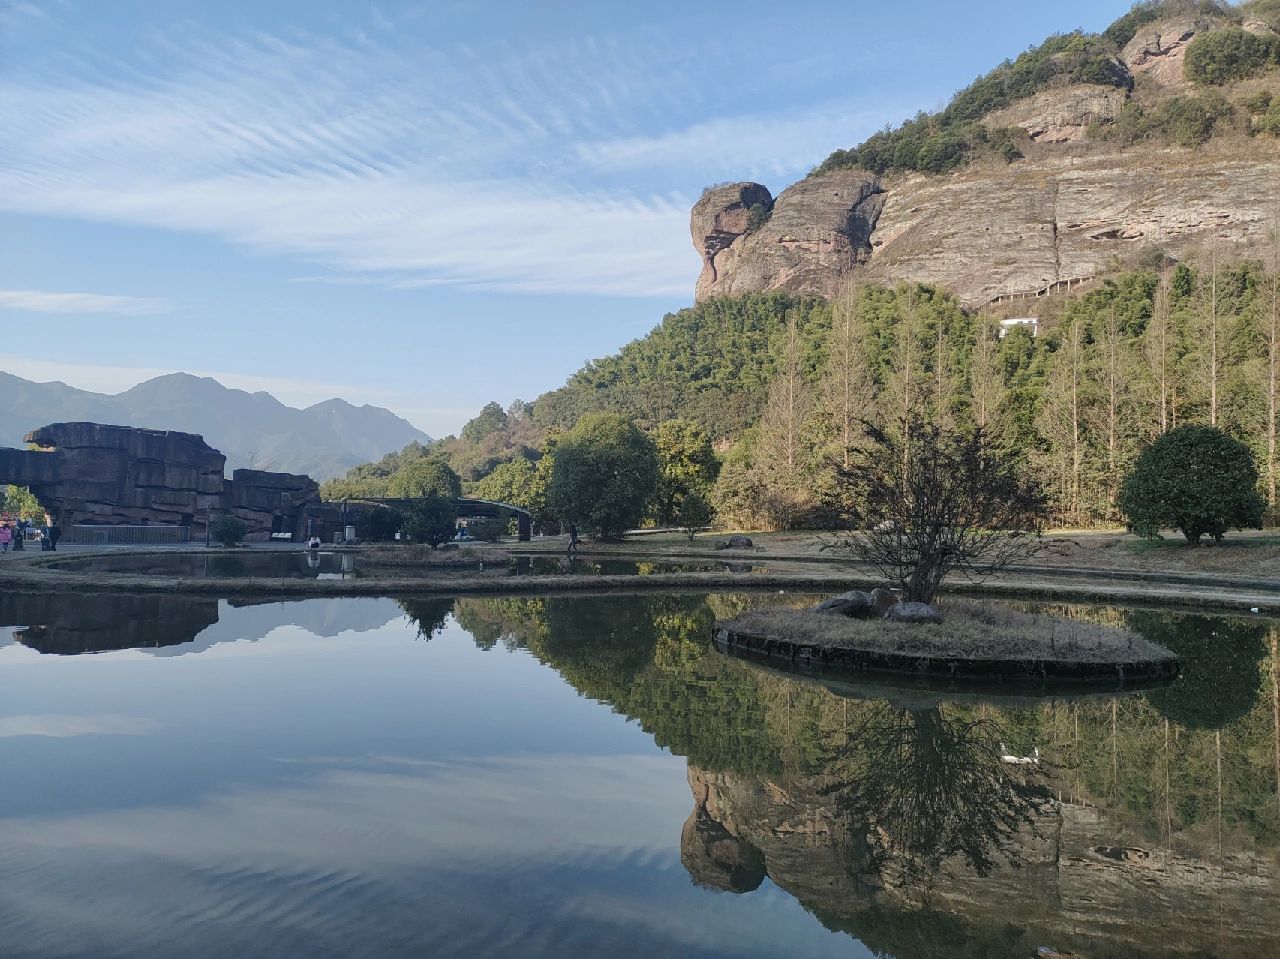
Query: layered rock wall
692 144 1280 309
0 422 321 540
691 16 1279 309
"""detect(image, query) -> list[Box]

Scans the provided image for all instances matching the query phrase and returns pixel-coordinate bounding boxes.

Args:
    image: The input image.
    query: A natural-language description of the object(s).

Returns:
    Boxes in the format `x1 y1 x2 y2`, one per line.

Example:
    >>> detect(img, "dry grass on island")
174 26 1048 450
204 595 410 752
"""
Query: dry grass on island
359 545 511 568
715 600 1177 678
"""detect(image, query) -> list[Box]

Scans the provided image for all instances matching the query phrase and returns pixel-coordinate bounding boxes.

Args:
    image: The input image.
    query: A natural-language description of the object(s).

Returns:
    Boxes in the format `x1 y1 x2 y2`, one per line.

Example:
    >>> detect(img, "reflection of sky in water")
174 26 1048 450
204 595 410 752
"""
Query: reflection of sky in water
0 606 867 959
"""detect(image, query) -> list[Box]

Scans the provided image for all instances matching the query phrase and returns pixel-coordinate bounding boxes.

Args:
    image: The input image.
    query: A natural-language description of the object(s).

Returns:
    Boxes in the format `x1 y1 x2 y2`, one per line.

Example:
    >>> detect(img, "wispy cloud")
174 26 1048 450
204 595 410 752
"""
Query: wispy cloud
0 289 172 315
0 13 879 298
0 713 157 738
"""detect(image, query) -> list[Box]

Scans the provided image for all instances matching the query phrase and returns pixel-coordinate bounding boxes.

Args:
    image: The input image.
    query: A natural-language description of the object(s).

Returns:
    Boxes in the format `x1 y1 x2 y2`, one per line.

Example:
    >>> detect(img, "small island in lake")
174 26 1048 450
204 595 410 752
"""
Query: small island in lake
714 598 1179 683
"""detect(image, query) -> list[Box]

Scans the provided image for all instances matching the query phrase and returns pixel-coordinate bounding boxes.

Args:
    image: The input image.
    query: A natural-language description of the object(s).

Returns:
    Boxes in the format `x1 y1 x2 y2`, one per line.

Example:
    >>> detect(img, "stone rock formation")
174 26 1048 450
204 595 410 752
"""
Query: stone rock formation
983 82 1129 143
1122 16 1207 86
691 15 1280 309
692 169 884 302
0 422 323 541
693 143 1280 309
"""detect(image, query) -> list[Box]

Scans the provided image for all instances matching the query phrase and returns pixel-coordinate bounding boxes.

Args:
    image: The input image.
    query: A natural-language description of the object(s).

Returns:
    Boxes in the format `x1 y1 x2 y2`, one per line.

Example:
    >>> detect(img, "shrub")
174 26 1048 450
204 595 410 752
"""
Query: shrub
209 515 247 546
675 491 714 541
364 506 403 541
1185 27 1280 85
462 517 507 542
401 495 458 547
746 202 772 231
1118 425 1264 544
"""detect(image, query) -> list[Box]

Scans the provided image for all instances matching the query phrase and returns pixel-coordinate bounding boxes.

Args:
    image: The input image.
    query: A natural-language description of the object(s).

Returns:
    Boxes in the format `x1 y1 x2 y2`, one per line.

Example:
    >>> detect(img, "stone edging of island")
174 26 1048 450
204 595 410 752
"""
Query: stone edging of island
711 620 1180 684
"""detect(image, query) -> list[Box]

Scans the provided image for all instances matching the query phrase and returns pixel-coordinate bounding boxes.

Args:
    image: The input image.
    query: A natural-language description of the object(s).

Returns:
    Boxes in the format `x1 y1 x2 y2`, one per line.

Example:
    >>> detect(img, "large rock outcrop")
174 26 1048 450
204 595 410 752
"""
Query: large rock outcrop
693 142 1280 309
692 169 884 301
0 422 322 540
1122 15 1208 86
691 15 1279 309
983 82 1129 143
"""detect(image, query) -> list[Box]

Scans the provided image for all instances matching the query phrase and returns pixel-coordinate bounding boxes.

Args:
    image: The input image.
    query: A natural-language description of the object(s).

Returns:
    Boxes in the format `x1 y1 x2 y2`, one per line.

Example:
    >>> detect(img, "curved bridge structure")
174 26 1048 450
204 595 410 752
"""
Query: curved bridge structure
345 497 532 542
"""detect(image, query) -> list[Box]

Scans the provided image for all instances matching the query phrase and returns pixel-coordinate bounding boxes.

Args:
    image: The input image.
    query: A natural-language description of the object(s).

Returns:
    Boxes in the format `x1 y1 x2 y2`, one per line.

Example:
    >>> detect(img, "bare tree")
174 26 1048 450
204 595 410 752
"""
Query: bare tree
883 285 926 470
754 317 813 529
1088 307 1138 516
1143 273 1176 436
969 314 1006 435
818 287 875 469
1193 236 1225 426
1037 319 1087 521
828 421 1050 605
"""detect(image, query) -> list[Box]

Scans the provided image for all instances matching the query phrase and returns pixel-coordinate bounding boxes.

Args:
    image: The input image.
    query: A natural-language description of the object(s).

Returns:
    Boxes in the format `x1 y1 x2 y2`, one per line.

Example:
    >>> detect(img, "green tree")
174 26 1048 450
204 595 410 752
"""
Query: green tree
548 412 658 539
1119 425 1265 543
675 490 714 541
1 485 44 521
401 494 458 547
460 401 509 444
364 505 403 541
387 456 462 500
653 419 719 527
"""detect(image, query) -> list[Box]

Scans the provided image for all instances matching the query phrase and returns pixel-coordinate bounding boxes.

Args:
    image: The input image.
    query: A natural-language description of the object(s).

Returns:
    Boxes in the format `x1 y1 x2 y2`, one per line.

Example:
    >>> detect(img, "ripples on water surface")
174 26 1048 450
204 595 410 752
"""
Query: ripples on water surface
1 590 1278 958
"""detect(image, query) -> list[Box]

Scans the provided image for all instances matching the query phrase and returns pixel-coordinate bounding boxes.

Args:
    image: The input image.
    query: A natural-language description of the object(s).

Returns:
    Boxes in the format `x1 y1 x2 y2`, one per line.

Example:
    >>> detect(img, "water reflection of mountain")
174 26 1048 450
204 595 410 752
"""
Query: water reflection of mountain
443 594 1280 959
1 593 405 655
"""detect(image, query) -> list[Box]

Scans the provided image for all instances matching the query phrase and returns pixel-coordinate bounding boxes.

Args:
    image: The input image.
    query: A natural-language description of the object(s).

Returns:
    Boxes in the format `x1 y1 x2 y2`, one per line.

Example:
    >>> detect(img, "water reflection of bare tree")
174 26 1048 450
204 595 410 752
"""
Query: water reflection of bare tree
818 703 1051 883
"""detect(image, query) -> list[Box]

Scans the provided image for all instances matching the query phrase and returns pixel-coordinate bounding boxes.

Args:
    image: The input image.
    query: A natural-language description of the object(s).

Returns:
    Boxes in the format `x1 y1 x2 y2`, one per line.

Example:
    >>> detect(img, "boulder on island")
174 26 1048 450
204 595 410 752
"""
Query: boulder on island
715 535 754 550
811 590 876 618
869 588 897 615
884 601 943 624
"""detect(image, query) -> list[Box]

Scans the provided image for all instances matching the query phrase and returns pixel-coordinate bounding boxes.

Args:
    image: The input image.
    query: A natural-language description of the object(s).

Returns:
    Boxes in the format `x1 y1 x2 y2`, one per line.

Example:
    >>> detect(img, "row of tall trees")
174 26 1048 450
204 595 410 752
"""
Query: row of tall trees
324 236 1279 535
714 245 1280 530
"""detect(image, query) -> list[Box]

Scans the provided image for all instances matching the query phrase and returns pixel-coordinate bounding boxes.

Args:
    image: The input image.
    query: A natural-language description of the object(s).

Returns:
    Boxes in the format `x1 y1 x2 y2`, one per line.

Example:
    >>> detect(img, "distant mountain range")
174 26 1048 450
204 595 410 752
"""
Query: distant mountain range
0 371 431 480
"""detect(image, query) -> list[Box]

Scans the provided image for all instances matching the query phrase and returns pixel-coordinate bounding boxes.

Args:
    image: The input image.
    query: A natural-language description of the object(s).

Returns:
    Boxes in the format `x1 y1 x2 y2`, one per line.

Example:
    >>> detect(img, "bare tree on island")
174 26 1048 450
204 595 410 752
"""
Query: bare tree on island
827 420 1051 607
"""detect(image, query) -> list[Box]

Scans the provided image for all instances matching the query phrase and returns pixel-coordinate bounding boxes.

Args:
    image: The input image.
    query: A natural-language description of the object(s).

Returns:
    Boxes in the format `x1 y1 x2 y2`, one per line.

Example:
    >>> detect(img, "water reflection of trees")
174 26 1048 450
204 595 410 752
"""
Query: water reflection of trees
818 703 1050 882
397 598 456 641
445 593 1280 956
447 594 1280 852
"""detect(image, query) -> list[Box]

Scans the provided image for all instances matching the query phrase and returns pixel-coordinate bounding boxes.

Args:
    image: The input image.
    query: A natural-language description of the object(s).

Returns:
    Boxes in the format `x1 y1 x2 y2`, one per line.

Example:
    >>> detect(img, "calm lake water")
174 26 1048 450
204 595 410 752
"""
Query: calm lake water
45 552 764 579
1 591 1277 958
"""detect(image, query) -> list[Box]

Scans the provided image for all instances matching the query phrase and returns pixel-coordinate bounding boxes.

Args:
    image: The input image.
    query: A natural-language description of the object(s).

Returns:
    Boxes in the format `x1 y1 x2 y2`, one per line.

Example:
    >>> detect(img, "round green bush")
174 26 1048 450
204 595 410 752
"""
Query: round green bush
1119 425 1263 544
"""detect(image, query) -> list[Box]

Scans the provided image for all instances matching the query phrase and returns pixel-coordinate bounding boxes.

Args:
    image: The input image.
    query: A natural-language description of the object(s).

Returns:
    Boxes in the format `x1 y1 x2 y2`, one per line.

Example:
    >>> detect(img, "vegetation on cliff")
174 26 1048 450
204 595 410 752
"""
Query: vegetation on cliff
814 1 1280 179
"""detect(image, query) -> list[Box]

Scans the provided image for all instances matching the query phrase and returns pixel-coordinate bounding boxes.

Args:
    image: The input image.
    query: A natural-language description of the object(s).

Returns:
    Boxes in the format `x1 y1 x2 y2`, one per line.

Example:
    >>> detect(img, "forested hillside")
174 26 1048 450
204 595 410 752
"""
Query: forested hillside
324 240 1280 533
322 0 1280 534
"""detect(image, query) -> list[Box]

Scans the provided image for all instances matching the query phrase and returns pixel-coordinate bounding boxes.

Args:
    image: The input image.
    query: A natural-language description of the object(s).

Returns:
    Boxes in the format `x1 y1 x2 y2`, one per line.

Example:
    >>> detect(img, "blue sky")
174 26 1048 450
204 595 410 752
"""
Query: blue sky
1 0 1132 436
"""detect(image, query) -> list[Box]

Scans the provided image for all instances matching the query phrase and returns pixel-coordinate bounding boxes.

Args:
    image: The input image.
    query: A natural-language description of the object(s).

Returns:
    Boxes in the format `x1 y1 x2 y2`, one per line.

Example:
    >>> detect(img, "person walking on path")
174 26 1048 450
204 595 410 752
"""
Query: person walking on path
47 521 61 551
12 519 24 551
0 525 11 553
567 522 580 555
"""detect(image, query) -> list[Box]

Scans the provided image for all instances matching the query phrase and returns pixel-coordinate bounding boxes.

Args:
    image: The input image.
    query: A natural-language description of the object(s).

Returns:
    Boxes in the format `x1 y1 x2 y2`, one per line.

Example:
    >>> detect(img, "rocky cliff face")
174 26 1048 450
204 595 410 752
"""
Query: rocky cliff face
691 16 1280 309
